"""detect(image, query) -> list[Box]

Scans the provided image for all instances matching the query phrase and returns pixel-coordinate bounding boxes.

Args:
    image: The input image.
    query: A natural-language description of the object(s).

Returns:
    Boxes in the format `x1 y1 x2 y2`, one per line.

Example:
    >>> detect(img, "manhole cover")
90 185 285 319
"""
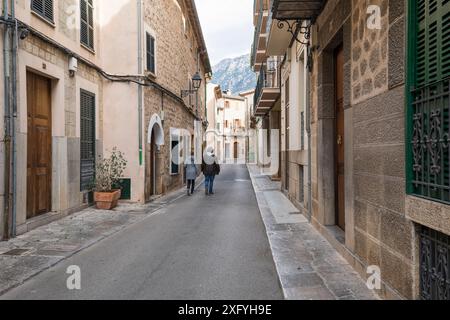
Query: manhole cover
2 248 32 256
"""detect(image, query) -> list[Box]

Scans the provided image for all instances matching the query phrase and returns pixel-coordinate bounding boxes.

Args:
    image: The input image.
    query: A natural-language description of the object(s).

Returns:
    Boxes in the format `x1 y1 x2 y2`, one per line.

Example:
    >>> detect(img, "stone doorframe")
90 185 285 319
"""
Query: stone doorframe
146 114 165 199
315 23 355 250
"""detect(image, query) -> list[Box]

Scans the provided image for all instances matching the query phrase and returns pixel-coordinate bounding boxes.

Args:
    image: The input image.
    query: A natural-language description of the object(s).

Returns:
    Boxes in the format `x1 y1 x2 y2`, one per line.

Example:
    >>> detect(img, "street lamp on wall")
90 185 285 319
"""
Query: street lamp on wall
181 72 202 98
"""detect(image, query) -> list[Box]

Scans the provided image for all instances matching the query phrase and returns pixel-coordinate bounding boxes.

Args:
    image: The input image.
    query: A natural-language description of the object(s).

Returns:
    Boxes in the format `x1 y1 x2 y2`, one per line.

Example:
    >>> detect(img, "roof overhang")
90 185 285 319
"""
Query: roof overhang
272 0 326 21
266 19 294 55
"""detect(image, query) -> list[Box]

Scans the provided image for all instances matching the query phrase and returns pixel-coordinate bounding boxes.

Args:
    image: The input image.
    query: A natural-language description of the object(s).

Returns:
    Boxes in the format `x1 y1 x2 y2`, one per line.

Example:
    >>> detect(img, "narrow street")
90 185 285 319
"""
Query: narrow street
1 165 283 300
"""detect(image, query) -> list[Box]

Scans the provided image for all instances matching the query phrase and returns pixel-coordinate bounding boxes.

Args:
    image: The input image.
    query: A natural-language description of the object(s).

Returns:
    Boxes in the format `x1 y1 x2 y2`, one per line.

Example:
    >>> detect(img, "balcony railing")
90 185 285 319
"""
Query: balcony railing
253 58 281 113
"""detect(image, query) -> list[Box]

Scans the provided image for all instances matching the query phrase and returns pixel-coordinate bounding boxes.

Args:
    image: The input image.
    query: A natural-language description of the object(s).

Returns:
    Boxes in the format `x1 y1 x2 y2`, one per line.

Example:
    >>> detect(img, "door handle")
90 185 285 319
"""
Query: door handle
337 135 343 146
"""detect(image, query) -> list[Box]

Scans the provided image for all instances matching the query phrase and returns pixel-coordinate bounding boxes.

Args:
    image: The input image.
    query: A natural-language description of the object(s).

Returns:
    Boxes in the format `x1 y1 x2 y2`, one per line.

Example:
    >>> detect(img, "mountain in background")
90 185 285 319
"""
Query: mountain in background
211 53 256 95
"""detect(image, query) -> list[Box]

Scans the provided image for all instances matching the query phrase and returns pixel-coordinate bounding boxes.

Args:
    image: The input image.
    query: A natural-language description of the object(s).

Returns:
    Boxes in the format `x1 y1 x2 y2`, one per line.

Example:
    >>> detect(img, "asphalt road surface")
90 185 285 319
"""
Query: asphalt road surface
1 165 283 300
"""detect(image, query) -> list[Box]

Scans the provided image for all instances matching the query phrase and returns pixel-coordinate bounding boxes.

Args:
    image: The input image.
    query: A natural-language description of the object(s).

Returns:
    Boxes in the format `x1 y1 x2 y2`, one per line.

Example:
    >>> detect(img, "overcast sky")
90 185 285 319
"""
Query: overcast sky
195 0 254 66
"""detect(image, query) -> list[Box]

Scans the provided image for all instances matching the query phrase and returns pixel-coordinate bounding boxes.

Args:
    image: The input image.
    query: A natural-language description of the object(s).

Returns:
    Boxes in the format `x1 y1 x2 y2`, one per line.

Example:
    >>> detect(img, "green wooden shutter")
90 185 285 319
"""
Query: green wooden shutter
80 90 96 191
407 0 450 202
81 0 94 49
416 0 450 86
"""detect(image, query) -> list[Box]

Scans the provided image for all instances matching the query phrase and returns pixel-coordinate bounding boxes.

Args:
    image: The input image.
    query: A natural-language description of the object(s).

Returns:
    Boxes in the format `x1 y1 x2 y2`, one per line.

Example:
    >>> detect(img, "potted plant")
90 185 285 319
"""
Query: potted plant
93 148 128 210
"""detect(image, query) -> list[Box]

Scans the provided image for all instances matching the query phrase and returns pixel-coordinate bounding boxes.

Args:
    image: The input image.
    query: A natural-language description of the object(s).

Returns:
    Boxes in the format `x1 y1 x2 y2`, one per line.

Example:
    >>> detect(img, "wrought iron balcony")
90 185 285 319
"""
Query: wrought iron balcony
253 58 281 117
408 77 450 203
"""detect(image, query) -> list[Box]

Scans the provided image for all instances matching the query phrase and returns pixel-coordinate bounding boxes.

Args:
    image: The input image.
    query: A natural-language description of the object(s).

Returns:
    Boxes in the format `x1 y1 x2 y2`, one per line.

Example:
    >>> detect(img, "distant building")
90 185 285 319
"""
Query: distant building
206 84 251 164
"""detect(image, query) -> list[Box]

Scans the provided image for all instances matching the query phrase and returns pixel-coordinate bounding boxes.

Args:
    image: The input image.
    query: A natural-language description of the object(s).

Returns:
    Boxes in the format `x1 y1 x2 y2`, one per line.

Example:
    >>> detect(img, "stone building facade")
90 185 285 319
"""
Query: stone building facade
308 0 412 299
1 0 211 239
1 0 104 238
255 0 450 300
141 0 210 199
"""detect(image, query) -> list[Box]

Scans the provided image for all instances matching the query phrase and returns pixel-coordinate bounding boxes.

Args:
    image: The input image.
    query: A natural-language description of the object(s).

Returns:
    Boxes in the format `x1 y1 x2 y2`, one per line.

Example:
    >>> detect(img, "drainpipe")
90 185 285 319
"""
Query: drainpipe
137 0 143 166
11 0 17 237
306 45 312 223
2 0 11 240
196 50 200 118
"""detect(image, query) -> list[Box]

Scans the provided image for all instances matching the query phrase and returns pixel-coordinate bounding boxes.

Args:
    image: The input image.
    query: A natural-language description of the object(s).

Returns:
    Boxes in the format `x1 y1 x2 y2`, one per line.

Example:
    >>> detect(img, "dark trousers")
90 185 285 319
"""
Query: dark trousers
187 179 195 193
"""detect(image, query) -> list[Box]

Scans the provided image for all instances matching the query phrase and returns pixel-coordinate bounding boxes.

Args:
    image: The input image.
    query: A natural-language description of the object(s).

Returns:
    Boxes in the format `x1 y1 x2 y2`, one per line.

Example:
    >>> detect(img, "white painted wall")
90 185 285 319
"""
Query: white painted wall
281 44 309 152
99 0 143 202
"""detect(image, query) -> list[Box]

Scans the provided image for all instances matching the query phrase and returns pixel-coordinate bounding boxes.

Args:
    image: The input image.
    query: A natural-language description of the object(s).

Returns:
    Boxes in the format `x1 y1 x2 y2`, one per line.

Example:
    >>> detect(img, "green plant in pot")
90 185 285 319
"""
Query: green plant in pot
93 148 127 210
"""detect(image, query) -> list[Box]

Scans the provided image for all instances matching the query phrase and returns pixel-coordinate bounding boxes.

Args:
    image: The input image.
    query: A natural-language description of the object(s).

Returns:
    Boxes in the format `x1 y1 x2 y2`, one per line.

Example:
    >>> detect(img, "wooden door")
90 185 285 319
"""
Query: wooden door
27 72 52 219
335 46 345 231
234 142 238 160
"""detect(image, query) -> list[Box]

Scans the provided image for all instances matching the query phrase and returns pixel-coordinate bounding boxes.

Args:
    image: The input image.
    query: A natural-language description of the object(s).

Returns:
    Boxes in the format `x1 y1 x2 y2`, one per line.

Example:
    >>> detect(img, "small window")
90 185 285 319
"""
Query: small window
171 132 180 175
80 0 94 50
31 0 54 23
146 33 156 74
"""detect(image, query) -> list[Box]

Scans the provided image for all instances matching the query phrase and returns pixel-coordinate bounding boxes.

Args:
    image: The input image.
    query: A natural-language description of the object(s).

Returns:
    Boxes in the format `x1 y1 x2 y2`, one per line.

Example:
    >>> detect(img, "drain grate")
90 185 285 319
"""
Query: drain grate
289 212 301 215
2 248 32 256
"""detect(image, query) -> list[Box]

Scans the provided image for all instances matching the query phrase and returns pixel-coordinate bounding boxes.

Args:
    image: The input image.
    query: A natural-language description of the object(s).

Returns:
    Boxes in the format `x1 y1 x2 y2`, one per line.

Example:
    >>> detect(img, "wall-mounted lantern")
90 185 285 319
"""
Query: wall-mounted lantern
181 72 202 98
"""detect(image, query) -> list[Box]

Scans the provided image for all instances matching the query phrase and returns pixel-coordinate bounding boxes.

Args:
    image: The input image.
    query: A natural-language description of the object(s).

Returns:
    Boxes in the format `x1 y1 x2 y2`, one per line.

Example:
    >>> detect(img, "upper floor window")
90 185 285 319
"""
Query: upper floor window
80 0 94 50
31 0 54 23
146 33 156 74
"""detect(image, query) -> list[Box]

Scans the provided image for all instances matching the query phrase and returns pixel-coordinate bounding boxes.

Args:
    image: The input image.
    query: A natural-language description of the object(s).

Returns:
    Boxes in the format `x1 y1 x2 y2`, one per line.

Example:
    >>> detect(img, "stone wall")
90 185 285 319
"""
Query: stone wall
142 0 208 198
310 0 416 299
351 0 389 104
352 0 415 299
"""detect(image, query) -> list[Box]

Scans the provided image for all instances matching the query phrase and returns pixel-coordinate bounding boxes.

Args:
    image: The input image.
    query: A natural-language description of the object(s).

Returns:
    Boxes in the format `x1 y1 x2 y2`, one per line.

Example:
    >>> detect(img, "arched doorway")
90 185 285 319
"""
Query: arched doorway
147 114 164 200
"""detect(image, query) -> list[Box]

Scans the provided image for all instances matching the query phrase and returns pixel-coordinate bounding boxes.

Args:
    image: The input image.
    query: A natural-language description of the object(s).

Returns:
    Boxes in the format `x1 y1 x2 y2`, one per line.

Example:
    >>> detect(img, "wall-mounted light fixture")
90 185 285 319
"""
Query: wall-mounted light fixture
181 72 202 98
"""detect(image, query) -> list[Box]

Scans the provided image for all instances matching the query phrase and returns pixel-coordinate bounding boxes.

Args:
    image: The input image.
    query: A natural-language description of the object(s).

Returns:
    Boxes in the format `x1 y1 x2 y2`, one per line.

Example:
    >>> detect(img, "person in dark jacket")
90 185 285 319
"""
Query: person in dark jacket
202 150 219 195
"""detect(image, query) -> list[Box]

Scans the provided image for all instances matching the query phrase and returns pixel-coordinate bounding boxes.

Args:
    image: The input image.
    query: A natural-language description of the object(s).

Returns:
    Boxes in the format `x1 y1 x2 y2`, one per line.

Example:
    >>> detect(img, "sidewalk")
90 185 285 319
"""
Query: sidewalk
0 181 200 296
247 165 379 300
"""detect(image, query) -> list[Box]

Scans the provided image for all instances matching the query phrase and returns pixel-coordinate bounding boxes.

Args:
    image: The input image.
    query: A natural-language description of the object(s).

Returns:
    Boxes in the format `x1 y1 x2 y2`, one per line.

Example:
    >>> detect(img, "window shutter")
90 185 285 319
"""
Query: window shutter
31 0 54 22
81 0 94 49
147 33 156 74
416 0 450 86
80 90 96 191
407 0 450 203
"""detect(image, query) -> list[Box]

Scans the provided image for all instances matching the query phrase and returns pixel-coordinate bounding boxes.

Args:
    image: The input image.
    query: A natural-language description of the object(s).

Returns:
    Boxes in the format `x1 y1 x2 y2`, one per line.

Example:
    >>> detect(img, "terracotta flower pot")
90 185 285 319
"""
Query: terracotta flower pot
94 189 122 210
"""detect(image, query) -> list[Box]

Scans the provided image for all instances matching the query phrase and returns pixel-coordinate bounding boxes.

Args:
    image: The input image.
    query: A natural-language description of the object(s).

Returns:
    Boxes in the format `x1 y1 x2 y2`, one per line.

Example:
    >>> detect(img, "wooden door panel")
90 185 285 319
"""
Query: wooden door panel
27 71 52 219
335 46 345 231
36 126 50 166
